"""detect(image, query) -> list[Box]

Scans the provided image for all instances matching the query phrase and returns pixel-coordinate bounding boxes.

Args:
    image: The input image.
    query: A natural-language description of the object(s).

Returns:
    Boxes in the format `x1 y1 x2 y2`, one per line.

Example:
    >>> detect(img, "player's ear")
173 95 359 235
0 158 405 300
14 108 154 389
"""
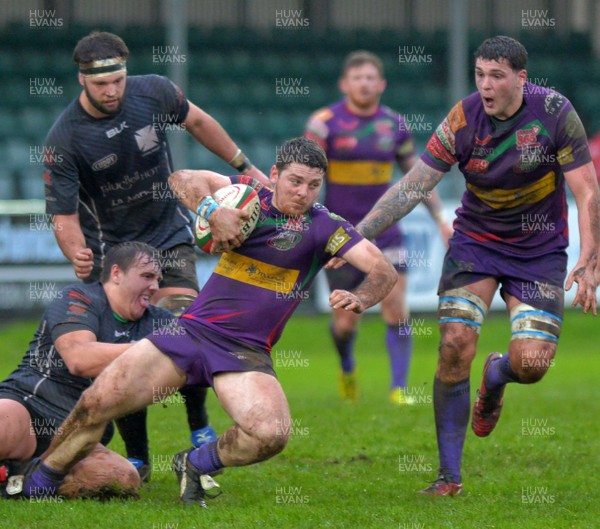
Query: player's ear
78 73 85 87
269 165 278 185
338 76 348 95
110 264 122 284
517 69 527 85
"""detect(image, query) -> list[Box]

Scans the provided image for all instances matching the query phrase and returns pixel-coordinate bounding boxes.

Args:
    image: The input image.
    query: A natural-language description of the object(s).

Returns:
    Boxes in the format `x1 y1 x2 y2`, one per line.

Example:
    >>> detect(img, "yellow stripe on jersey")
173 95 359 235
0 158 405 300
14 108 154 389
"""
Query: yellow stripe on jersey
214 252 300 293
466 171 556 209
328 160 393 185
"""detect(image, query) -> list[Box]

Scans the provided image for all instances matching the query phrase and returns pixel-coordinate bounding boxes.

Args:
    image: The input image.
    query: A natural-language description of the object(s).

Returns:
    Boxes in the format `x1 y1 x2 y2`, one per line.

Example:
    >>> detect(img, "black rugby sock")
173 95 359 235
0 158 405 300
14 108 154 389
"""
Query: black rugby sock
116 409 149 464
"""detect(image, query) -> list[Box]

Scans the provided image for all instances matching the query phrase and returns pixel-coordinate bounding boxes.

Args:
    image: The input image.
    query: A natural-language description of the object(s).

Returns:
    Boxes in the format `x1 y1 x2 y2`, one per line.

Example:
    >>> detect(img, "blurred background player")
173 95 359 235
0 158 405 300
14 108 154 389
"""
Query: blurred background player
305 50 452 405
356 36 599 495
0 242 171 498
21 137 398 506
43 31 269 479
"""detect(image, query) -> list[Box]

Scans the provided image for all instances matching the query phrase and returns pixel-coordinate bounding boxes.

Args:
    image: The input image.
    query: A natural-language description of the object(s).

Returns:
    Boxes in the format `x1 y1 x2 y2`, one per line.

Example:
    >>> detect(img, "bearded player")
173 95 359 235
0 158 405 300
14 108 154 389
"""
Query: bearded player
43 31 270 478
305 51 452 404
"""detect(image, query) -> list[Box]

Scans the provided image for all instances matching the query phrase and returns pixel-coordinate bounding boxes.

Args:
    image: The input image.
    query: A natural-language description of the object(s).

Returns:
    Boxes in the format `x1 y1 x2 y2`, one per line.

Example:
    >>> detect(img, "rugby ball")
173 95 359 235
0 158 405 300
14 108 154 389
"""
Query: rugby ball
194 183 261 253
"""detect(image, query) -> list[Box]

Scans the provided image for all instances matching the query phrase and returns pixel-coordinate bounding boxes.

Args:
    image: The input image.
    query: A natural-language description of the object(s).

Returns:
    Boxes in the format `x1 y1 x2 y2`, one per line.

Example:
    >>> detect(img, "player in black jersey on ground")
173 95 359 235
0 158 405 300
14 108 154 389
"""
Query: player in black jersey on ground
43 32 269 479
0 242 172 498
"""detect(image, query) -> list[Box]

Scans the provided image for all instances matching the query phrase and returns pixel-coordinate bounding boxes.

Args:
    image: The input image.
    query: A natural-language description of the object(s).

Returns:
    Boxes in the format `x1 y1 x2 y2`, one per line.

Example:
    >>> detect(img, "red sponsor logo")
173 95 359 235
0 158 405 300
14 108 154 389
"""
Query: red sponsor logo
516 125 541 150
475 135 492 145
466 159 489 173
333 136 358 150
426 135 456 166
68 302 87 316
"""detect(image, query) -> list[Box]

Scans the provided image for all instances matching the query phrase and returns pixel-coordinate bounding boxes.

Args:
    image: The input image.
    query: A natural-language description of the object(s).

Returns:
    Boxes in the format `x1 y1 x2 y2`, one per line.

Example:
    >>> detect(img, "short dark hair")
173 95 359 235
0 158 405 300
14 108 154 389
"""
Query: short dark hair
275 137 328 174
342 50 384 78
474 35 528 71
100 242 159 283
73 31 129 65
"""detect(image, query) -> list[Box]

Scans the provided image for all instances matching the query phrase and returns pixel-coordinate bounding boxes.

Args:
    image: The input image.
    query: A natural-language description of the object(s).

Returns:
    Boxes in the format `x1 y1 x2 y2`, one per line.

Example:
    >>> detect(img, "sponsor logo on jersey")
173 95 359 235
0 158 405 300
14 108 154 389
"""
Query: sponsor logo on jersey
67 302 88 317
333 136 358 151
426 134 457 166
516 125 541 150
114 330 130 338
106 121 128 139
325 227 351 255
92 153 118 171
134 125 161 155
214 252 299 293
465 159 489 174
475 134 492 146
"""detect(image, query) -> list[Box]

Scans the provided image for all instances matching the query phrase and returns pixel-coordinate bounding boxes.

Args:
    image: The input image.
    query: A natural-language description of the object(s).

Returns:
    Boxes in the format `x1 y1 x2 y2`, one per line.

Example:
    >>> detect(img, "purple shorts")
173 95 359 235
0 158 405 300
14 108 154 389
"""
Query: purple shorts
146 317 276 387
439 230 566 317
327 225 406 291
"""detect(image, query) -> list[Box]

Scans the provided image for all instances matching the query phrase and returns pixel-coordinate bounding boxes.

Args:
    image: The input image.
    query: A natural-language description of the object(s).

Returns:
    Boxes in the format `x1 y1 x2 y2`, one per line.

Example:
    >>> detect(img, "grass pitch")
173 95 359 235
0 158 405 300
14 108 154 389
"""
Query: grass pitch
1 310 598 529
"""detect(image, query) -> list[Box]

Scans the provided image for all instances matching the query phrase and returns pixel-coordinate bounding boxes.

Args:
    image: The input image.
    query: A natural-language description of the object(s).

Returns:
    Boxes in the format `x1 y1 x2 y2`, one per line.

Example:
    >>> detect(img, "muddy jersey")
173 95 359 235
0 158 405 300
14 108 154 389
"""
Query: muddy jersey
44 75 194 267
305 100 416 229
421 83 591 257
1 282 173 417
182 176 363 351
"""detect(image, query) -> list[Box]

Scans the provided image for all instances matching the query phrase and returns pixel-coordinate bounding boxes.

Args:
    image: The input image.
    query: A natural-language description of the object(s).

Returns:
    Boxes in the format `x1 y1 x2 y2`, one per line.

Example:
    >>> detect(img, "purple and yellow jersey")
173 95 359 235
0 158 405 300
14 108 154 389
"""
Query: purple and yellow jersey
182 176 363 352
305 100 416 227
422 84 591 256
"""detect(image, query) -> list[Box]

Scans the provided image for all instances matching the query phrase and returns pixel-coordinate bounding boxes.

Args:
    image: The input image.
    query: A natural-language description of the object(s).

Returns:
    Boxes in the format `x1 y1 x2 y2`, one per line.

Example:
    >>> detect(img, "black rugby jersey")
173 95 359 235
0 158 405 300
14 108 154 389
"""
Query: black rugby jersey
2 282 174 417
44 75 194 269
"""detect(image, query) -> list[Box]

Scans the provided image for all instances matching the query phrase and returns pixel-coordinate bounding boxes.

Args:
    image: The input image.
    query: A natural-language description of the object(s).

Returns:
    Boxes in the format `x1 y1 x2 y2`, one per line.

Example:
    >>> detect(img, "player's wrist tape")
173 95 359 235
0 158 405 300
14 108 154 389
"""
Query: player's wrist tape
228 148 253 173
197 196 220 220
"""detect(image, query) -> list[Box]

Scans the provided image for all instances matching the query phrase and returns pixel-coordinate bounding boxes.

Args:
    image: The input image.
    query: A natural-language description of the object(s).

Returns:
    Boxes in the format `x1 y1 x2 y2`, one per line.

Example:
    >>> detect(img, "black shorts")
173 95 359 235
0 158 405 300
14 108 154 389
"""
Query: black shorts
85 243 199 291
0 373 113 456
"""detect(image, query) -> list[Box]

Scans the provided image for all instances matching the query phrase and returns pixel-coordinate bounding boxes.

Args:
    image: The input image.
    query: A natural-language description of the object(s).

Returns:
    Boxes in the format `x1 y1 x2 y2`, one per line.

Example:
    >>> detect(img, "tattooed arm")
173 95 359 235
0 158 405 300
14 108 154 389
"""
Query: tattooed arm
357 159 447 240
564 161 600 315
329 239 397 313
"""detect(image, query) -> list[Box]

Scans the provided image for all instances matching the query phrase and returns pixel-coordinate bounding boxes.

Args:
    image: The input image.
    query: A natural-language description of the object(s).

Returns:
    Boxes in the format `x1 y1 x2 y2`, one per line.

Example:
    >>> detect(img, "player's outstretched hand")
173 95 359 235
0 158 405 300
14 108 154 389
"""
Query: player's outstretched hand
324 256 347 270
330 289 364 314
565 259 597 316
73 248 94 279
208 207 250 254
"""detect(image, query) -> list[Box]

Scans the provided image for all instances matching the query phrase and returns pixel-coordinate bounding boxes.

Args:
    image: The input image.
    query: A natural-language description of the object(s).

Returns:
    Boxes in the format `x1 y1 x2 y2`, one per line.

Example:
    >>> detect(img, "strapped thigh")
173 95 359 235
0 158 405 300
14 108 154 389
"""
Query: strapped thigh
510 303 562 343
438 288 489 334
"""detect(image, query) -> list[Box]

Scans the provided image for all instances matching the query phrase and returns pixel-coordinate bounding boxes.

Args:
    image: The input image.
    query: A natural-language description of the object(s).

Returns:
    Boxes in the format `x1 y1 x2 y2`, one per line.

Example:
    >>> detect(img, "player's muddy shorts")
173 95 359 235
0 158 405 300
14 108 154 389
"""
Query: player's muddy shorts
146 317 276 387
438 230 566 317
326 225 406 291
85 243 199 291
0 372 114 456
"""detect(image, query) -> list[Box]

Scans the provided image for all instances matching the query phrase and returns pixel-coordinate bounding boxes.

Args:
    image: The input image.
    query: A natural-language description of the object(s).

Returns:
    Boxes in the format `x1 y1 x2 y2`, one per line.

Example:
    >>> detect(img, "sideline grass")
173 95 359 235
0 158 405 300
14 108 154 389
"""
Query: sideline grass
1 311 598 528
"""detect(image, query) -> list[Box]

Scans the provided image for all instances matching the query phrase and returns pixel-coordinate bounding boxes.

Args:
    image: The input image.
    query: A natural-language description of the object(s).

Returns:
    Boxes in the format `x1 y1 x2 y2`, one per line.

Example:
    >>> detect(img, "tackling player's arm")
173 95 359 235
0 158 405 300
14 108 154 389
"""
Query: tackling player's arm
183 103 269 186
55 330 131 378
168 169 250 250
357 159 446 241
329 239 397 313
52 214 94 279
564 161 600 315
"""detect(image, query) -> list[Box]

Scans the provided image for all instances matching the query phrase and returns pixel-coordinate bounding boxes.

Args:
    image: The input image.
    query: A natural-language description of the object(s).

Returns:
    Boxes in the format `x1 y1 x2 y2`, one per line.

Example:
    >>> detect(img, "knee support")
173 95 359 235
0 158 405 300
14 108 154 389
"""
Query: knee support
510 303 562 343
155 293 197 317
438 288 489 334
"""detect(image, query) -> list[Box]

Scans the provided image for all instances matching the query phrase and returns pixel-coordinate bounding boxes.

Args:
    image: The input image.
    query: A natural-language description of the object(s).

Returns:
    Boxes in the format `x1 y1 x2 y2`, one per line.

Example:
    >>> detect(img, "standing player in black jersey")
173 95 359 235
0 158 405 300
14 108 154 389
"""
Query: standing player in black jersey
0 242 171 498
43 31 269 479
